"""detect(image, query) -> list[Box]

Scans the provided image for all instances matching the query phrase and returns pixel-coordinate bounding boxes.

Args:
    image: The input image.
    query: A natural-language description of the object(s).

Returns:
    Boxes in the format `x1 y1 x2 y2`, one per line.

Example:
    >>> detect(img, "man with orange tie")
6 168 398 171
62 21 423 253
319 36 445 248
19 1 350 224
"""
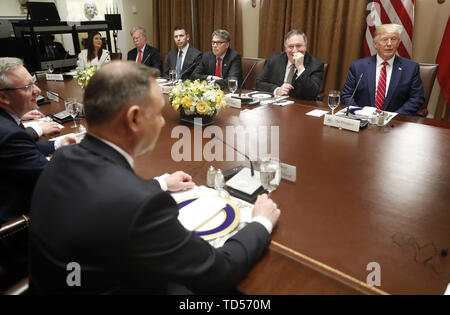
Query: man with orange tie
342 24 424 115
127 27 162 71
192 29 242 90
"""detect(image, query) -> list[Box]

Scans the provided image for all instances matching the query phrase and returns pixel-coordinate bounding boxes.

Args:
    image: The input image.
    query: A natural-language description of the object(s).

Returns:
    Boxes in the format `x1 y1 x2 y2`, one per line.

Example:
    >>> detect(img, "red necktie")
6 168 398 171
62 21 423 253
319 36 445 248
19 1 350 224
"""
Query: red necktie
375 61 388 110
137 49 142 64
19 122 26 130
215 57 222 78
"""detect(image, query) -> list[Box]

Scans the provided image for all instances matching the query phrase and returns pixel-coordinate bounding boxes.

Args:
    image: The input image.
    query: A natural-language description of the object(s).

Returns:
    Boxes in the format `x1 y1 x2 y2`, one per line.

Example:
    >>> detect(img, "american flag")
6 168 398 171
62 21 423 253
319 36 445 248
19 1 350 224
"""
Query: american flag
364 0 415 59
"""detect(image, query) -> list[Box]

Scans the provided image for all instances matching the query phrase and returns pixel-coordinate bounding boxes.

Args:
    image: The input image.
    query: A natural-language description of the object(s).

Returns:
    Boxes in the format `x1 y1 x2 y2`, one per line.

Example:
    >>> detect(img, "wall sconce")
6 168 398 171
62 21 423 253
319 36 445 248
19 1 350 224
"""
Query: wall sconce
252 0 257 8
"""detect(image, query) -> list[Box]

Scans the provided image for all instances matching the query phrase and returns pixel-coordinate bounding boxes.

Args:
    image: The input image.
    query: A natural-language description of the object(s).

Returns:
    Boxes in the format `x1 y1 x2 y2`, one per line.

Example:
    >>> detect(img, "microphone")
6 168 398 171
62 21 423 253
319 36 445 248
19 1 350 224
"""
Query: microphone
231 61 258 104
36 84 67 103
346 73 364 116
212 133 255 177
141 50 151 65
179 55 202 79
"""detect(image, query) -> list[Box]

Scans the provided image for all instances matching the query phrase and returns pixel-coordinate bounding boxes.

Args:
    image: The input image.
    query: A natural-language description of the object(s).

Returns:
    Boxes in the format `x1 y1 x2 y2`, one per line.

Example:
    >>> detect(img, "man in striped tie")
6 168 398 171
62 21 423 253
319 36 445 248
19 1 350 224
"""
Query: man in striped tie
342 24 424 115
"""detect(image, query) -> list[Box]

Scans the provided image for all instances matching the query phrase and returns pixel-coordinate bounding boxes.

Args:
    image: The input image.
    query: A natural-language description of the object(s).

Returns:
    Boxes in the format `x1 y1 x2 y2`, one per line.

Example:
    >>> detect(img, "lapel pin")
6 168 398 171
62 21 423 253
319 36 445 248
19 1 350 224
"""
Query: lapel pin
399 67 403 71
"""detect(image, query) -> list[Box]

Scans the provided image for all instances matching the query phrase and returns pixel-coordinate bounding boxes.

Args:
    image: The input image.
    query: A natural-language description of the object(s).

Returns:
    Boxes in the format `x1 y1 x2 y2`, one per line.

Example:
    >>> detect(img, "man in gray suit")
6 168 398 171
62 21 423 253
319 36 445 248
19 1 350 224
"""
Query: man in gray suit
256 30 324 100
163 26 202 81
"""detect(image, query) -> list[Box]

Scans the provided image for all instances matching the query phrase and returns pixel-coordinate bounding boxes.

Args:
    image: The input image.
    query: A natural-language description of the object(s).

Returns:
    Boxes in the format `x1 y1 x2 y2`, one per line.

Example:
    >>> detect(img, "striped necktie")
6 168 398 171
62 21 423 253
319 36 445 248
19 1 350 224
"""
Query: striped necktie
176 50 183 79
375 61 388 110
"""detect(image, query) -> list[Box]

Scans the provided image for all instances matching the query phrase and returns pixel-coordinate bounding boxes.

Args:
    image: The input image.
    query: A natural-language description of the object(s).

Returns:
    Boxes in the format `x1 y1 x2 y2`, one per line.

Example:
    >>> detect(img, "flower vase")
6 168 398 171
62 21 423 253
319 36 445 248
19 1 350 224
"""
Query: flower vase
180 110 216 126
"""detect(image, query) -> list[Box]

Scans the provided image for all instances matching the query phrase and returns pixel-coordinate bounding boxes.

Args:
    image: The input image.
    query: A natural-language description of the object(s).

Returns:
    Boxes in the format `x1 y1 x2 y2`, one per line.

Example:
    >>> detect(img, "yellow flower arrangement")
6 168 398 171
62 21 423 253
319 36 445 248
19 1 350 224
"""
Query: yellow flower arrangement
76 66 98 89
169 80 228 118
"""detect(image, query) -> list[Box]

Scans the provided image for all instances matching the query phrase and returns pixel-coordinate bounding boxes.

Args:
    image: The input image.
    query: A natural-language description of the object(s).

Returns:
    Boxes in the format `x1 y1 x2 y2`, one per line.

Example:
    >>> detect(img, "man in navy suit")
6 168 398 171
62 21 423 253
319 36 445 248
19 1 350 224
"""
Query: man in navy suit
127 27 162 71
0 57 77 224
29 61 281 294
192 29 242 90
342 24 424 115
256 30 324 100
163 26 202 81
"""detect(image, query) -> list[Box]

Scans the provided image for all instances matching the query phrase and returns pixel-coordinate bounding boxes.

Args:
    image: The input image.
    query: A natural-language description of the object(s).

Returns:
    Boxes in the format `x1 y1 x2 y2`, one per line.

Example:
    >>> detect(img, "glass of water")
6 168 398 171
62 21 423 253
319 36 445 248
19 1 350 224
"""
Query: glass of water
328 90 341 115
260 157 281 195
169 70 177 84
228 77 238 94
65 98 80 129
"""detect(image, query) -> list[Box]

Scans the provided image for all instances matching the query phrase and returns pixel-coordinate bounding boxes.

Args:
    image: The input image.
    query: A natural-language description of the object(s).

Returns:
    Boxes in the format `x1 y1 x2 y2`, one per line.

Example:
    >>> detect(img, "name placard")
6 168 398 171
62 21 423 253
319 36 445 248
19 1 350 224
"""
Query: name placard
280 163 296 183
225 95 242 109
324 114 360 132
45 73 64 81
46 91 60 102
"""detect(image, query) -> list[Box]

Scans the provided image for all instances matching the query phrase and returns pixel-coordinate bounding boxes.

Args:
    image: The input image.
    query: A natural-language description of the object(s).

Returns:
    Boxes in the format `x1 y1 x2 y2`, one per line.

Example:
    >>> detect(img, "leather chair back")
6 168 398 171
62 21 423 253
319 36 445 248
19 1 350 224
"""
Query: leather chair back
417 63 439 117
110 52 123 60
317 63 328 101
0 215 30 295
242 57 266 90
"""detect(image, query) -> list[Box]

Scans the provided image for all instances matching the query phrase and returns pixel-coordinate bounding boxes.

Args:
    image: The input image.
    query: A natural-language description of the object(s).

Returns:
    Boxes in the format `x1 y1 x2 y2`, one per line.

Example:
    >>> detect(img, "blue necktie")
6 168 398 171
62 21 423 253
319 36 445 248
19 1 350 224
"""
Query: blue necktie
176 50 183 80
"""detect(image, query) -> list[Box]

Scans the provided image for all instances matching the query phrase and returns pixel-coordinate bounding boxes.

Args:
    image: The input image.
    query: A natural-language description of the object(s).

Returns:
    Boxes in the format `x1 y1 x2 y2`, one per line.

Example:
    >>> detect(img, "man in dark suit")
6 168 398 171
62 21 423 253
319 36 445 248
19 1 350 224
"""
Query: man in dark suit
256 30 324 100
342 24 424 115
127 27 162 71
163 26 202 81
29 61 281 294
38 34 68 61
192 29 242 90
0 57 76 224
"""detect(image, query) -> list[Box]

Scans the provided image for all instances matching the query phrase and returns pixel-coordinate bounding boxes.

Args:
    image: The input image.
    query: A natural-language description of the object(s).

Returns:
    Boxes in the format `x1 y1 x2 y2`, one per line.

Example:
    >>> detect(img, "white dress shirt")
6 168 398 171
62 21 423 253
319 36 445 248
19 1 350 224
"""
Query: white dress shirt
177 44 189 69
77 49 111 70
135 44 146 63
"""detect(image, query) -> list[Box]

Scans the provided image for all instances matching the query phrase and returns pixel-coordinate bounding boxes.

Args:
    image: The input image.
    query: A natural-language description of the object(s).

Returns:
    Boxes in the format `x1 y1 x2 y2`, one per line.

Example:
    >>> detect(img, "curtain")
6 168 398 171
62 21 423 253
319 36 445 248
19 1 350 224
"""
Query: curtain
259 0 369 92
192 0 243 54
153 0 193 63
153 0 243 61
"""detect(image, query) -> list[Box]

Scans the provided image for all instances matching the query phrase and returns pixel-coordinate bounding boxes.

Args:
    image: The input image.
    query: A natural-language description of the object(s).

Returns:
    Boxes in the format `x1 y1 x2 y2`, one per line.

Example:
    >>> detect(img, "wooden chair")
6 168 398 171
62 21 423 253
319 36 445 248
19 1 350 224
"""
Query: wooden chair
241 57 266 90
417 63 439 117
0 215 30 295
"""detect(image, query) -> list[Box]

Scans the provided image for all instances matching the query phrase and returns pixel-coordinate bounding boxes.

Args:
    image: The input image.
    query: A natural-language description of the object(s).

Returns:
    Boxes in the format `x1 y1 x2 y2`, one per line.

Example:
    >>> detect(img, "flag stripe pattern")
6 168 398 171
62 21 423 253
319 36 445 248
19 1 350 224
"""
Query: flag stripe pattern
364 0 415 59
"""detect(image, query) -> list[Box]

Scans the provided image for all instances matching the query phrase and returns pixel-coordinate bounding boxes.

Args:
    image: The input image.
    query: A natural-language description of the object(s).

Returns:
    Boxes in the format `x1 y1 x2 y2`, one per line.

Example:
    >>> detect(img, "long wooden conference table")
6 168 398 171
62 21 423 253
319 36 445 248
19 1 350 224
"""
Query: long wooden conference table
36 77 450 295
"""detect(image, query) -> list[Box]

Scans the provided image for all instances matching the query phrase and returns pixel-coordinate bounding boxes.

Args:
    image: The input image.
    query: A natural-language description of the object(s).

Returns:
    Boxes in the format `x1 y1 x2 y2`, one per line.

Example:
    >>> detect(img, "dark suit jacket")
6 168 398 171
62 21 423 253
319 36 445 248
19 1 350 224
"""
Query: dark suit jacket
341 55 425 115
29 134 270 294
38 41 67 61
192 48 243 90
127 45 162 71
163 45 202 80
0 108 54 224
256 51 324 100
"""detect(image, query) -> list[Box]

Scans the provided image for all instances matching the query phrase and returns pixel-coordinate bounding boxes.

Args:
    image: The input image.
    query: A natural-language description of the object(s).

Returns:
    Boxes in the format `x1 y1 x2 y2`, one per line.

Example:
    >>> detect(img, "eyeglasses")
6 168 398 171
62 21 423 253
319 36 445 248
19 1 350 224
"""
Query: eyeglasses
0 77 37 92
379 37 399 44
211 41 226 46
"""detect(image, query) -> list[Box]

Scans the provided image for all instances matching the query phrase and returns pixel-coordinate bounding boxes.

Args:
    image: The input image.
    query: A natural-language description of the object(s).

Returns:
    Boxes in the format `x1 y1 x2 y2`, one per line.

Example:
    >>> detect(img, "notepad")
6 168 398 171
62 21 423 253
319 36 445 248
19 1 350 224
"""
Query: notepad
177 196 227 231
225 167 262 196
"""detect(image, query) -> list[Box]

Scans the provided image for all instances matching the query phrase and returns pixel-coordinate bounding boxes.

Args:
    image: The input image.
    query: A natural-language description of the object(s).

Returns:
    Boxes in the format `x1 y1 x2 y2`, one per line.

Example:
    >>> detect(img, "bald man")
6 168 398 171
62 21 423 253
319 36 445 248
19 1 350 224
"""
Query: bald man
29 61 280 294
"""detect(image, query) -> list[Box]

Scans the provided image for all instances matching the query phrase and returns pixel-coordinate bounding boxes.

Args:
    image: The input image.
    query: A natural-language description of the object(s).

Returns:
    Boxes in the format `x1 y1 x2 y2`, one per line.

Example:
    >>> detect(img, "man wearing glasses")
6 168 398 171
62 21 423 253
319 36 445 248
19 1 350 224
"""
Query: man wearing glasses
192 29 242 90
127 27 162 71
0 57 77 224
342 24 424 115
256 30 324 100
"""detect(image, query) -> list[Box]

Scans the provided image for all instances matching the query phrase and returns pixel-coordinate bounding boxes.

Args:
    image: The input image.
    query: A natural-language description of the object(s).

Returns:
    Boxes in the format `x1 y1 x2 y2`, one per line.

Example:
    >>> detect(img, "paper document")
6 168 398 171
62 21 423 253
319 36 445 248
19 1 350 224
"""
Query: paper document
306 109 328 117
177 196 227 231
226 167 262 196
